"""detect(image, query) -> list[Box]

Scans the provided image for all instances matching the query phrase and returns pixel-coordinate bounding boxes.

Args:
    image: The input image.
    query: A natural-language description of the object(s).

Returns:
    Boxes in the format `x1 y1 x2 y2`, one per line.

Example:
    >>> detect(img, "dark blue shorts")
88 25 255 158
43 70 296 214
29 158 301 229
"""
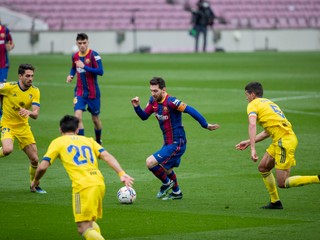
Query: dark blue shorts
153 138 186 170
73 96 100 116
0 68 9 82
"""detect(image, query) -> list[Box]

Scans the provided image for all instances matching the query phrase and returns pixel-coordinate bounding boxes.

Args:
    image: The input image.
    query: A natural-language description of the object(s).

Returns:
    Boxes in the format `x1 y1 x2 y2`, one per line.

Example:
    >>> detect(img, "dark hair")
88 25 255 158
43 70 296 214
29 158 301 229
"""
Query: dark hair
60 115 79 133
76 33 88 41
150 77 166 89
18 64 35 75
245 82 263 97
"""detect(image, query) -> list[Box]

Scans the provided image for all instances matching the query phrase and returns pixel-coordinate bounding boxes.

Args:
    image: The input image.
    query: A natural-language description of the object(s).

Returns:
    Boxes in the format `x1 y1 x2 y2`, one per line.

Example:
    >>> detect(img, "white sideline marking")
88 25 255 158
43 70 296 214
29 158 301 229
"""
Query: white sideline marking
36 82 320 116
271 95 320 102
282 109 320 116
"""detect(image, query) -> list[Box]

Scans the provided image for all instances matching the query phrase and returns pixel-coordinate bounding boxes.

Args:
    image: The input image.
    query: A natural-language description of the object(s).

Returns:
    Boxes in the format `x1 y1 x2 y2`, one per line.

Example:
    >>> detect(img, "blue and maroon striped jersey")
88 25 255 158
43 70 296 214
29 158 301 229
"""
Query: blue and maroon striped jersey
0 25 13 69
134 94 209 145
69 49 103 99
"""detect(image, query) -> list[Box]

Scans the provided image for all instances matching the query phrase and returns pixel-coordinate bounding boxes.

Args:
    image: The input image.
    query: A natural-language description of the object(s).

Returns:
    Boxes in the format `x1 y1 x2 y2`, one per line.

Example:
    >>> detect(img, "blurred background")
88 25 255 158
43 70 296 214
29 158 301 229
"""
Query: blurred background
1 0 320 54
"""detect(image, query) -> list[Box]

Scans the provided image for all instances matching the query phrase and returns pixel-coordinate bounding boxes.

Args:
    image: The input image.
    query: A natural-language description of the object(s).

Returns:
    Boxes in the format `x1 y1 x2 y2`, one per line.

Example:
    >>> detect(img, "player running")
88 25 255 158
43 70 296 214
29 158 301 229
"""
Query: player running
131 77 219 200
235 81 319 209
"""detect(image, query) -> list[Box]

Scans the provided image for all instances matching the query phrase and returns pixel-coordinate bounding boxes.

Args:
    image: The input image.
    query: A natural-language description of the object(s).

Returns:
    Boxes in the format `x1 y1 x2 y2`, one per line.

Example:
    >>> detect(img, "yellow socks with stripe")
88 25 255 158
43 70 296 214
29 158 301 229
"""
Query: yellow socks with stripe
0 147 5 157
83 228 105 240
29 164 37 183
261 171 280 203
285 175 320 188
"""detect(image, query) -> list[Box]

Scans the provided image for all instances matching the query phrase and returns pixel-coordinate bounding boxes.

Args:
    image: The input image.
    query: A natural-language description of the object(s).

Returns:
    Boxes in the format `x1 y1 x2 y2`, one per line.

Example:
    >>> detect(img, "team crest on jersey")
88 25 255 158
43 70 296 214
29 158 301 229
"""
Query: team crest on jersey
163 106 168 112
0 83 4 89
0 33 5 38
19 102 26 107
85 59 91 64
29 94 33 99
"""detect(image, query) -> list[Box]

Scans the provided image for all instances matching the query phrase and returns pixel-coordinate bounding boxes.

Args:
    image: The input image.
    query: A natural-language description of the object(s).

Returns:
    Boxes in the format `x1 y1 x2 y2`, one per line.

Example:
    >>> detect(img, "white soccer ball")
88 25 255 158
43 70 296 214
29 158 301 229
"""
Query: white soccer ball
117 186 136 204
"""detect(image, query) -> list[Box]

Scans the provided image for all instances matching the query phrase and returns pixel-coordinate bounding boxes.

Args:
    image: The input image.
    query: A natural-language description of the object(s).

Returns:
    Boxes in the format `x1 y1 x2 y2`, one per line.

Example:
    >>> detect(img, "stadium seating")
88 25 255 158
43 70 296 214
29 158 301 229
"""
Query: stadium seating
1 0 320 30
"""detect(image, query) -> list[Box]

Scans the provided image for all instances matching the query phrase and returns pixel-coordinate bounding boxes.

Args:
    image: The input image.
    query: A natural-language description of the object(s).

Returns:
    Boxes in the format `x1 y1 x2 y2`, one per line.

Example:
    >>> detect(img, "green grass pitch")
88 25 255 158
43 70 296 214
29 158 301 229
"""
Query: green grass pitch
0 52 319 239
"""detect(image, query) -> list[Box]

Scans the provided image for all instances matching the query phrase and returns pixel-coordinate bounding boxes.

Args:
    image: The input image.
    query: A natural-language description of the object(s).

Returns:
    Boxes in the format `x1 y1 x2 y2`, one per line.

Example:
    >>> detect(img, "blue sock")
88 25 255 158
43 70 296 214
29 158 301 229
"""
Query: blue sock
78 129 84 136
149 165 170 184
168 171 180 193
95 129 102 144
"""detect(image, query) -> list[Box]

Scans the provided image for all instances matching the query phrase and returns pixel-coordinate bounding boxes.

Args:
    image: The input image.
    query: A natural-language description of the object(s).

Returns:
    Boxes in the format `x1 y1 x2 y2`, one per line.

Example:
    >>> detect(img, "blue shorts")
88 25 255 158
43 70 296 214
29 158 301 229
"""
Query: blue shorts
73 96 100 116
153 138 186 170
0 68 9 82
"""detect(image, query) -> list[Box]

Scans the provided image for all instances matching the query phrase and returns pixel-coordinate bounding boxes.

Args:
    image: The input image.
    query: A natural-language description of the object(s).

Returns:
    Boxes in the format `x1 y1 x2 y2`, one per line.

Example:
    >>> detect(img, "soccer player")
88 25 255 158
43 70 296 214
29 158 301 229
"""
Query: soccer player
0 19 14 119
66 33 104 145
31 115 134 240
0 64 46 193
131 77 219 200
235 82 319 209
0 19 14 82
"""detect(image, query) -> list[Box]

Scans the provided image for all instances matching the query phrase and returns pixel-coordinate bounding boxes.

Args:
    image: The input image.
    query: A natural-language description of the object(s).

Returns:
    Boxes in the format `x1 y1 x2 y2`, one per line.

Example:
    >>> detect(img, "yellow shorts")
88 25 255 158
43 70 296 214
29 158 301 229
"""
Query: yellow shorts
266 133 298 170
1 124 36 149
73 185 106 223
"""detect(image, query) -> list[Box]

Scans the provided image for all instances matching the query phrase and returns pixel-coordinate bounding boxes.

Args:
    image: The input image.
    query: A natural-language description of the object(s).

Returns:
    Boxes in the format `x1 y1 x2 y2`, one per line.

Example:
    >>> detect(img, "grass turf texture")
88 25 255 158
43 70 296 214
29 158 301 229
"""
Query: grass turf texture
0 52 319 240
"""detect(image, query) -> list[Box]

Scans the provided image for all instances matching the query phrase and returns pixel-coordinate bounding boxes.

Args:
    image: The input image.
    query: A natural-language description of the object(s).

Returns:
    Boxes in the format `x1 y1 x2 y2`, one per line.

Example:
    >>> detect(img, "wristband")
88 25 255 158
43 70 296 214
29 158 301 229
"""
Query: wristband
118 171 126 177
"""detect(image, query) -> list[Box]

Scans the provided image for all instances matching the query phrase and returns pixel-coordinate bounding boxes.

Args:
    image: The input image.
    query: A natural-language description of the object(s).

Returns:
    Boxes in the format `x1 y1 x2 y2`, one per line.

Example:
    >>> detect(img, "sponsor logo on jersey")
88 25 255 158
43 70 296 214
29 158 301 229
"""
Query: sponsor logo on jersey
76 67 86 73
156 113 168 121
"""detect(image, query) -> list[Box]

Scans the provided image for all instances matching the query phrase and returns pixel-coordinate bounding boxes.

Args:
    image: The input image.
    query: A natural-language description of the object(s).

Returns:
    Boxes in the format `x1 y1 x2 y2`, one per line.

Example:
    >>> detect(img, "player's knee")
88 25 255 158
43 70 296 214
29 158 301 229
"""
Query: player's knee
277 180 286 188
2 146 13 155
30 159 38 167
258 165 270 173
146 156 157 169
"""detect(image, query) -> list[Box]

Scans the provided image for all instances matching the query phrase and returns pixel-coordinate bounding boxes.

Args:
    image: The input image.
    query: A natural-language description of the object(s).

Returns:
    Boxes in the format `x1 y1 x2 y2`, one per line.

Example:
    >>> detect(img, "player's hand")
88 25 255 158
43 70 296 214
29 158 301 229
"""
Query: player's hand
131 96 140 107
6 42 14 51
66 75 73 83
235 140 250 151
75 60 85 68
251 149 258 162
18 108 30 118
121 174 134 188
207 123 220 131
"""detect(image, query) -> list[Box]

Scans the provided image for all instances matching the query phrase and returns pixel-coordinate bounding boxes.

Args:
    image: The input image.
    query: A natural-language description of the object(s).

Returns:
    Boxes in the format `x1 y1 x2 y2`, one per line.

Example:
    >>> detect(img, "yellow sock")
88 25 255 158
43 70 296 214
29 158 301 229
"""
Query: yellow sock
29 164 37 183
261 171 280 203
83 228 105 240
0 147 5 157
285 175 320 188
92 222 101 234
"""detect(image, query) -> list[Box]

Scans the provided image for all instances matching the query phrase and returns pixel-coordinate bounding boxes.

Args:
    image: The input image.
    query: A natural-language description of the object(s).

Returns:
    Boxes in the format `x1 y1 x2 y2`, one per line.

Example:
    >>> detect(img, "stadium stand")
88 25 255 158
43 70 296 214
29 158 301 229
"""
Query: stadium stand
0 0 320 31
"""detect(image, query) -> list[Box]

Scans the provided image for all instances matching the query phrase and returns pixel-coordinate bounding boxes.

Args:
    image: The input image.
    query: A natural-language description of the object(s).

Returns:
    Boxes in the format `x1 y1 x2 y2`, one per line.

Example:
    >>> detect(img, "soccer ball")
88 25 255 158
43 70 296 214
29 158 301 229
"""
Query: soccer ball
117 186 136 204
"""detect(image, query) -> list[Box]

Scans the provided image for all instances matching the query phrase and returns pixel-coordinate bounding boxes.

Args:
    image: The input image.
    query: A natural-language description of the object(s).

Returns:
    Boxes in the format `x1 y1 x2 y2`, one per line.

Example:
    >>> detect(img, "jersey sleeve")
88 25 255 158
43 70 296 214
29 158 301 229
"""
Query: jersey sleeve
247 101 257 118
184 105 208 128
69 54 76 76
0 82 9 96
42 139 60 164
32 87 40 107
169 96 208 128
134 96 153 120
6 28 13 43
83 51 104 76
91 138 105 157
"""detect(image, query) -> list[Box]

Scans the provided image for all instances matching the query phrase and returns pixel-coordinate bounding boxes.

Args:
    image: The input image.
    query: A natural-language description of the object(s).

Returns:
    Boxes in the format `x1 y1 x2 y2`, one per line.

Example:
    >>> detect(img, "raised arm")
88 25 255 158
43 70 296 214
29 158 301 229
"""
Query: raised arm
131 96 151 120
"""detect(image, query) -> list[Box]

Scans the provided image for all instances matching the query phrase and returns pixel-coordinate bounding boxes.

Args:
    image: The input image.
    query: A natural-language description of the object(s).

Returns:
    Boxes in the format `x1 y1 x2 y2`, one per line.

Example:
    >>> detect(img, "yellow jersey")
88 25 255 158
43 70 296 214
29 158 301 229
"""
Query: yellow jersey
247 98 294 140
42 134 105 192
0 82 40 126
